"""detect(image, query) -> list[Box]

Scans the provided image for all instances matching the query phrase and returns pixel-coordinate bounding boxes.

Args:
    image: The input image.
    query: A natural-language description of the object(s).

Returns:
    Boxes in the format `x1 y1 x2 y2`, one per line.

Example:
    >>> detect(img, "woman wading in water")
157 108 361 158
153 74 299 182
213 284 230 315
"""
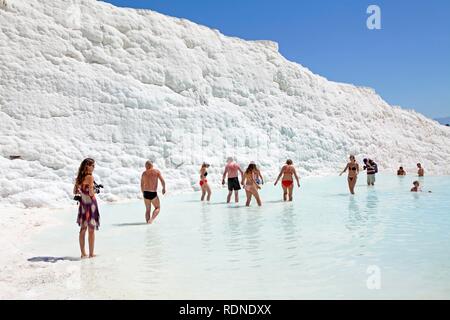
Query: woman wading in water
340 155 359 195
199 162 211 201
242 163 262 207
73 158 100 259
274 159 300 201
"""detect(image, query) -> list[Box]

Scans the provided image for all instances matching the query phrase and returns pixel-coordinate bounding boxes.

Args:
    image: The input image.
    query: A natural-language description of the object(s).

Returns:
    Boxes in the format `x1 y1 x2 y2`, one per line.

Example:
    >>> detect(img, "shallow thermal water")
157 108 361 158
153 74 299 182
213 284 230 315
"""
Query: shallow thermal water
24 175 450 299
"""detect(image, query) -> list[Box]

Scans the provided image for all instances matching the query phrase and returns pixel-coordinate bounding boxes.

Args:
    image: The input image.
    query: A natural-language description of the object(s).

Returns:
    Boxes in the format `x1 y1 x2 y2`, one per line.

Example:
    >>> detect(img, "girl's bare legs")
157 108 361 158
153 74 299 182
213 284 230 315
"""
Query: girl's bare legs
348 177 357 194
79 227 88 258
351 177 357 194
347 177 353 194
88 228 95 258
144 199 152 223
282 186 288 201
206 184 212 201
288 186 294 201
245 190 252 206
149 197 161 224
253 190 262 206
201 185 206 201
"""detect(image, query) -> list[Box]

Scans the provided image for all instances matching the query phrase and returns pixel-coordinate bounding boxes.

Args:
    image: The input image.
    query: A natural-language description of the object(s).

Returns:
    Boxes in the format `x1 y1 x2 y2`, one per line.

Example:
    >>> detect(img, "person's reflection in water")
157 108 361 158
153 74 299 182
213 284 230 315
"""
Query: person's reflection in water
346 196 366 232
243 208 264 263
141 225 164 294
200 203 213 253
366 190 379 212
76 258 99 295
224 210 244 268
280 204 301 265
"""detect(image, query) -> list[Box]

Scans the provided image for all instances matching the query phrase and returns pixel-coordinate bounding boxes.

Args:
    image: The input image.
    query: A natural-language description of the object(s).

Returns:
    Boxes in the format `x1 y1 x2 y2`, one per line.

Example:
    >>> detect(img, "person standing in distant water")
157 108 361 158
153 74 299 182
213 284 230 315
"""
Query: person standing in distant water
397 166 406 176
417 163 425 177
222 157 244 203
274 159 300 201
73 158 100 259
242 163 262 207
340 155 359 195
363 158 377 186
199 162 211 201
141 160 166 224
250 161 264 186
411 180 421 192
410 180 432 193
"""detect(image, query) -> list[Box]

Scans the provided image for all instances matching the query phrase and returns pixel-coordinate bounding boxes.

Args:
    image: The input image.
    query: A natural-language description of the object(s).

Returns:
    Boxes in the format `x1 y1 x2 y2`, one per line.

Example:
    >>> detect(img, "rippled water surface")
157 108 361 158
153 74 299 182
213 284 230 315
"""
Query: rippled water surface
28 175 450 299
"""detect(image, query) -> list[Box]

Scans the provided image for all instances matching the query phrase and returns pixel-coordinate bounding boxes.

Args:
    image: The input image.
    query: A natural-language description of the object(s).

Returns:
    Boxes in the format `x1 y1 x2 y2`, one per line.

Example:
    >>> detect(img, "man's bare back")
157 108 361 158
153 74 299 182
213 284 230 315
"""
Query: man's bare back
141 168 161 192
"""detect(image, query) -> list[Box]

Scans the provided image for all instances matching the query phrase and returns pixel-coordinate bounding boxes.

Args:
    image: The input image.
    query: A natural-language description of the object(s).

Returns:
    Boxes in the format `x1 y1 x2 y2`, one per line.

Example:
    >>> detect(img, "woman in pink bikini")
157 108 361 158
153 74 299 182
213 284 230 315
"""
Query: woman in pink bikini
199 162 211 201
274 159 300 201
73 158 100 259
242 163 262 207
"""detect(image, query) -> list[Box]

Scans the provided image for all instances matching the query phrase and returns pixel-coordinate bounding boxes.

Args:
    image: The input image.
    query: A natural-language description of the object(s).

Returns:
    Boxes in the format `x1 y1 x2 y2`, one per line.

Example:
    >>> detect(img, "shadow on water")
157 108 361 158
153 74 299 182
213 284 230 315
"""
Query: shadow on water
184 200 234 206
28 256 81 263
227 205 248 209
264 200 286 204
113 222 148 227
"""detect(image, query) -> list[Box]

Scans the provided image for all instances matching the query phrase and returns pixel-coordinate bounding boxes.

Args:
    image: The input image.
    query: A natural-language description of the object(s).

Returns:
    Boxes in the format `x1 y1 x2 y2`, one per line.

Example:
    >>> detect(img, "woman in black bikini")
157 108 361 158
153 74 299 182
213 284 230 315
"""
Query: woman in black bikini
340 155 359 194
199 162 211 201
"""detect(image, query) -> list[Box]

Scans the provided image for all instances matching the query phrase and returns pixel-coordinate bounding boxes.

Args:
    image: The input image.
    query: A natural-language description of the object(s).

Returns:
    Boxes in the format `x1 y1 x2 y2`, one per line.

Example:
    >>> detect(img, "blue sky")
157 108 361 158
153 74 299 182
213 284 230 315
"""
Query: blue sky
103 0 450 119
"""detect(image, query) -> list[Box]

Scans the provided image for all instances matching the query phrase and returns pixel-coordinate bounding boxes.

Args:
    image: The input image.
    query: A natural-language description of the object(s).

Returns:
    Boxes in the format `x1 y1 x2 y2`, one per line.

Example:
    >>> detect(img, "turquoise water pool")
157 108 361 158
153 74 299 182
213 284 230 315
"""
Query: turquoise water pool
26 175 450 299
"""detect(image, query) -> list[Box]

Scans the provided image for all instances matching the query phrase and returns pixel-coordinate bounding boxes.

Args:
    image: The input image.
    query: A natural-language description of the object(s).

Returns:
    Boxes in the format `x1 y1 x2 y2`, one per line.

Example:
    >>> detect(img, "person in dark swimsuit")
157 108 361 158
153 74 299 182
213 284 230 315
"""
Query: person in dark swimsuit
417 163 425 177
222 157 244 203
141 160 166 224
340 155 359 194
73 158 100 259
199 162 211 201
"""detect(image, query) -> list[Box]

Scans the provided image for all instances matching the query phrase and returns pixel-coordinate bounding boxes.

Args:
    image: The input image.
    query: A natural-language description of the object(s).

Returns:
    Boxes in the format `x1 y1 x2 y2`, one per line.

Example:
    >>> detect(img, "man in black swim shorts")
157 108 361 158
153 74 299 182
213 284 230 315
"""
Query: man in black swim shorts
141 161 166 224
222 157 244 203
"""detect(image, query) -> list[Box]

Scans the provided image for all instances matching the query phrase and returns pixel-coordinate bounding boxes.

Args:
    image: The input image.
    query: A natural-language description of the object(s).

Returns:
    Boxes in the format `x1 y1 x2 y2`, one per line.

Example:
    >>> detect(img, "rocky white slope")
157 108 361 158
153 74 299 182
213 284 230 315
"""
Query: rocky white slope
1 0 449 208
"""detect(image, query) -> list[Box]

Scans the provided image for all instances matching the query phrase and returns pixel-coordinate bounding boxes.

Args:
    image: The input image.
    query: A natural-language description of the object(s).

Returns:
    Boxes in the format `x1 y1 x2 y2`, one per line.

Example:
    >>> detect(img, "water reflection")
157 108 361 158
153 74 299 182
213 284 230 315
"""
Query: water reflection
280 203 301 265
25 176 450 299
141 225 164 293
346 196 367 232
366 190 379 212
200 203 213 252
243 209 264 267
224 209 244 267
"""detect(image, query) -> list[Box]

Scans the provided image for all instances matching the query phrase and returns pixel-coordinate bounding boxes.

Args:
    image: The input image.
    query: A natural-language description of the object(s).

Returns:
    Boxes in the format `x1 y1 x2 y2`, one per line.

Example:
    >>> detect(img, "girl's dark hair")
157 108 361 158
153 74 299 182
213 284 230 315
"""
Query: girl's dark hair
286 159 293 165
201 162 210 169
245 163 256 175
76 158 95 186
